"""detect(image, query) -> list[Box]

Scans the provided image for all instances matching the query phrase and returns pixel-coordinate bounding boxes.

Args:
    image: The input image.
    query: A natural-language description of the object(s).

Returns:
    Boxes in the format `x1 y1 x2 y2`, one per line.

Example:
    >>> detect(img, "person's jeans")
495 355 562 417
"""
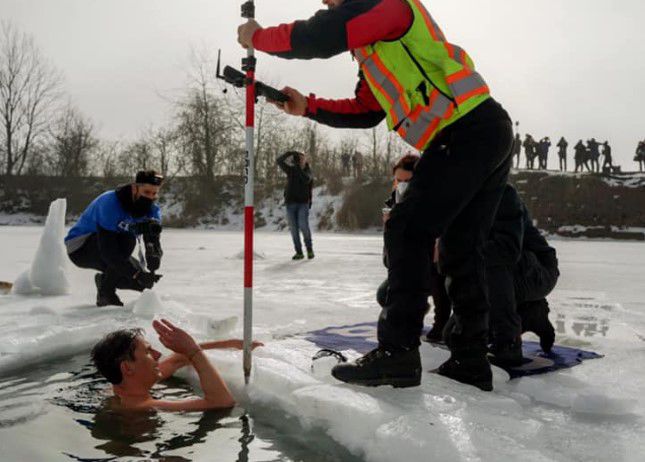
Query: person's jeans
379 98 514 356
286 203 312 254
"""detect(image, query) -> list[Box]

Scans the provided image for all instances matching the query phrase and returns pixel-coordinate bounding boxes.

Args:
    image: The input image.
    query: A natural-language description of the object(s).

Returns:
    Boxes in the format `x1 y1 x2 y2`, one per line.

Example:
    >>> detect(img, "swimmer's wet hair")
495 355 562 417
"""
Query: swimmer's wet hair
91 328 144 384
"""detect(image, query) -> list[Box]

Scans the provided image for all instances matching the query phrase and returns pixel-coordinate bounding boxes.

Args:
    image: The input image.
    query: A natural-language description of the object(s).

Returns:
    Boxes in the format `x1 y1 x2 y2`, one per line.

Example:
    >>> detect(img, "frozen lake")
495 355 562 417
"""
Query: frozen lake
1 226 645 461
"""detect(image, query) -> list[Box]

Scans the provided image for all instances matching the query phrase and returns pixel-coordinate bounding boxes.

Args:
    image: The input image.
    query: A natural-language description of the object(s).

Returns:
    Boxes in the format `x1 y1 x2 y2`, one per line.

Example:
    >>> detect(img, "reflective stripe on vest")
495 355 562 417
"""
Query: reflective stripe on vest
397 90 454 149
446 68 489 105
357 49 488 150
356 48 410 127
443 42 468 67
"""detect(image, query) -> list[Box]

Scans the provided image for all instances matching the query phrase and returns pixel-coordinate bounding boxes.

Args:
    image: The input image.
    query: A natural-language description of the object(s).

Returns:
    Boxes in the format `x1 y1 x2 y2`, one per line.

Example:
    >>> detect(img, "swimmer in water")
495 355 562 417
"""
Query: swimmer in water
91 319 262 411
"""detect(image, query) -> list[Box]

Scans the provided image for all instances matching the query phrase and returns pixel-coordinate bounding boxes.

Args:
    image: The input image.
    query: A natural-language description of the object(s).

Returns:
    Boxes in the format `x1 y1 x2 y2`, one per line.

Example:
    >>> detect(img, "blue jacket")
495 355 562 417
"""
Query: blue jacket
65 189 161 242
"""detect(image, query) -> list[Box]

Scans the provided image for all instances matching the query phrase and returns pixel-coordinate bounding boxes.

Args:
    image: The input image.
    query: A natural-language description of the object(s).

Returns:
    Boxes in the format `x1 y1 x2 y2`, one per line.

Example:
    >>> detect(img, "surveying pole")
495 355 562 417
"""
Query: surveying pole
241 0 255 385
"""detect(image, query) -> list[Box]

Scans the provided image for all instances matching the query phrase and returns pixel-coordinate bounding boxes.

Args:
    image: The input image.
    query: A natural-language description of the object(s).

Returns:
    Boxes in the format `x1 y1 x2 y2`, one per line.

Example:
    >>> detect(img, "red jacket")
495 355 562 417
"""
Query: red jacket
252 0 414 128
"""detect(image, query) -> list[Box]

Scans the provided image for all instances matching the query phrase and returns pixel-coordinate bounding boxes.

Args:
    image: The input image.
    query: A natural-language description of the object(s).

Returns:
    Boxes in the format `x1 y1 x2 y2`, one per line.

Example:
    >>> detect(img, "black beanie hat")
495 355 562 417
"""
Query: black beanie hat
135 170 164 185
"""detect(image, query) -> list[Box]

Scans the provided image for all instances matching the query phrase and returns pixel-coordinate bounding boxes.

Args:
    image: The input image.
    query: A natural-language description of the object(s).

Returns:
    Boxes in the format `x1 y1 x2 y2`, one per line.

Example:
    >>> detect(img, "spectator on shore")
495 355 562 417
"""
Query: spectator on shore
341 152 351 177
634 141 644 172
601 141 613 172
557 137 568 171
513 133 522 168
574 140 589 172
524 134 537 169
588 138 600 173
352 151 364 179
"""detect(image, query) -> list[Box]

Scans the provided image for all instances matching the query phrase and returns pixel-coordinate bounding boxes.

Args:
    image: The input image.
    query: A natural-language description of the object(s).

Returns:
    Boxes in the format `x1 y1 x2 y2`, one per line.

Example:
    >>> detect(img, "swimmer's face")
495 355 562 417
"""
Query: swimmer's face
126 337 162 387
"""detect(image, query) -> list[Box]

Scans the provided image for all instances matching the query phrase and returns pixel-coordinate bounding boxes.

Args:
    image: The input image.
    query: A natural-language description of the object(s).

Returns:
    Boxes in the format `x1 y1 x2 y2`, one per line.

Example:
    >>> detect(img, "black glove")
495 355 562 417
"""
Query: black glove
145 242 162 271
131 219 162 236
134 271 162 290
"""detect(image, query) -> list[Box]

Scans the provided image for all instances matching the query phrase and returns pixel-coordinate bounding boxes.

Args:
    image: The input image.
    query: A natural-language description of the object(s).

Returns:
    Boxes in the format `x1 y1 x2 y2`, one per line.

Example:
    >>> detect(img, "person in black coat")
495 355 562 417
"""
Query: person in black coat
277 151 314 260
557 137 568 171
427 185 558 367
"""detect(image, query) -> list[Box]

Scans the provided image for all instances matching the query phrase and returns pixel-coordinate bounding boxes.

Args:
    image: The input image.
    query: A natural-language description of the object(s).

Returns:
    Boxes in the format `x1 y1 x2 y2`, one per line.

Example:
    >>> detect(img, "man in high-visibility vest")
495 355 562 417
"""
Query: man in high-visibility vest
239 0 514 391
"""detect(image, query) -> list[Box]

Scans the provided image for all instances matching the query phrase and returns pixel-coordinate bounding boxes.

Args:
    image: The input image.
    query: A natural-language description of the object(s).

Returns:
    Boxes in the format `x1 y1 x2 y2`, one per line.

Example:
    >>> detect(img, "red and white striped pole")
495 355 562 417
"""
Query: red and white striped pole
241 0 255 385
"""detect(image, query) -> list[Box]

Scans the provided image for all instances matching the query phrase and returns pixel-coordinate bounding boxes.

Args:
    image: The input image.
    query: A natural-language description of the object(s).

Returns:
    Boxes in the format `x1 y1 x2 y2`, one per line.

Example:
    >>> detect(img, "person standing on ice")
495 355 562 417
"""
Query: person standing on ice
277 151 315 260
422 185 558 363
65 171 164 307
239 0 514 391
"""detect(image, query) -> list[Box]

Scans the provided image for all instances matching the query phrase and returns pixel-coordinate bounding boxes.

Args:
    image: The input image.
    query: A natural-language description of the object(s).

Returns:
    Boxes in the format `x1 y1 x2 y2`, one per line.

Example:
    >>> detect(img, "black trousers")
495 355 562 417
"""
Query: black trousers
440 249 559 344
380 98 513 356
68 233 143 294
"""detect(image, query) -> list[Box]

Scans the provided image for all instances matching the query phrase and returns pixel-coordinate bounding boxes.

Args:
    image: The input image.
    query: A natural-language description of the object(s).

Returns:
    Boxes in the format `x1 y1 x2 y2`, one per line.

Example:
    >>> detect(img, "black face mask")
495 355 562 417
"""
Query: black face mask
132 196 154 217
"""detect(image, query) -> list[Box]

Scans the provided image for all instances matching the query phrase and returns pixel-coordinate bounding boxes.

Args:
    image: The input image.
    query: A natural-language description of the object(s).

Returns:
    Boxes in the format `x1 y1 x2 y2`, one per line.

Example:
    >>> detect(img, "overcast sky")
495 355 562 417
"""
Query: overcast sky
2 0 644 168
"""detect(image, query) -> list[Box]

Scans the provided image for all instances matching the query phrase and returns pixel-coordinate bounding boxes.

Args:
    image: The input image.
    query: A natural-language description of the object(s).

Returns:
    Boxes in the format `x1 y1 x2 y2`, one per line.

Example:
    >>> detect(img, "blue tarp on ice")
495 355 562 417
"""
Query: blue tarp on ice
305 321 603 379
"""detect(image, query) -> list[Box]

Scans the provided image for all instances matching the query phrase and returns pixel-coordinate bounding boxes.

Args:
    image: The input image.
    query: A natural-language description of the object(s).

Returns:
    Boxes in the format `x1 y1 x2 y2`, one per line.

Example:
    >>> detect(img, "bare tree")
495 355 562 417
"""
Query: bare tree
174 51 235 183
0 21 61 176
118 139 154 173
48 103 98 177
91 140 121 178
150 126 184 179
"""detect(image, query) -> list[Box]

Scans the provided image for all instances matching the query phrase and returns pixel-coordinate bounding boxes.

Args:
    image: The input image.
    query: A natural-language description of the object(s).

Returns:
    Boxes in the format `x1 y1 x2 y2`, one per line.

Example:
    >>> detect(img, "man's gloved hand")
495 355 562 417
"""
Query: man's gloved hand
145 242 162 272
131 219 162 236
134 271 163 290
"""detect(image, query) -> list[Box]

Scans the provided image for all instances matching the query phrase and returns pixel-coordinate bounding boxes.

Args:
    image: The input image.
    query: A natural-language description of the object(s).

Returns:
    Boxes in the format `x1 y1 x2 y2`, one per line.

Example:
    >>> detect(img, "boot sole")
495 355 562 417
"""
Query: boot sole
332 373 421 388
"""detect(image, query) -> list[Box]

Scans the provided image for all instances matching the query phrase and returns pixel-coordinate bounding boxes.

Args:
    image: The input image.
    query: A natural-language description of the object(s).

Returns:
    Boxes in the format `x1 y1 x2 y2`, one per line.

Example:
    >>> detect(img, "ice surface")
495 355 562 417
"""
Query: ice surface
1 228 644 461
130 289 164 319
11 199 70 296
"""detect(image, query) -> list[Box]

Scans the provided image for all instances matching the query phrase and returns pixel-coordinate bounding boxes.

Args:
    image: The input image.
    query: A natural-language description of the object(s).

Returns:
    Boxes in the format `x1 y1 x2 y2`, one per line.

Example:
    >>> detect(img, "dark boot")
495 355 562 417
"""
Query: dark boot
95 273 123 307
488 339 524 368
519 299 555 354
331 347 421 388
292 252 304 260
307 249 315 259
432 354 493 391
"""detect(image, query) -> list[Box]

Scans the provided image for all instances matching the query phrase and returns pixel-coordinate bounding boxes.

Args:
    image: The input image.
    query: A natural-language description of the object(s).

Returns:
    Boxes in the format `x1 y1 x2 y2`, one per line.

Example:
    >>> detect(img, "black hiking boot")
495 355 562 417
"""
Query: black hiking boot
432 355 493 391
292 252 304 260
331 347 421 388
95 273 123 307
520 299 556 354
537 321 556 355
307 249 315 259
96 291 124 307
488 339 524 368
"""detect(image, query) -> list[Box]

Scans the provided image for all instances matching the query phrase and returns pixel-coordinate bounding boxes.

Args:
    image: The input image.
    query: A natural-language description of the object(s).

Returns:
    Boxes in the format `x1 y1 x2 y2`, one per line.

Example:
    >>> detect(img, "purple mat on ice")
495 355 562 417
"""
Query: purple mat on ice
305 321 602 379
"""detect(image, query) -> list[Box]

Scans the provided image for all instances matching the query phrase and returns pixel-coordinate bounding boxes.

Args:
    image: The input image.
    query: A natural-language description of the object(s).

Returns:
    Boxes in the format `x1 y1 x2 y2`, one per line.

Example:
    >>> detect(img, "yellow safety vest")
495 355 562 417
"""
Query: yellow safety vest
353 0 490 151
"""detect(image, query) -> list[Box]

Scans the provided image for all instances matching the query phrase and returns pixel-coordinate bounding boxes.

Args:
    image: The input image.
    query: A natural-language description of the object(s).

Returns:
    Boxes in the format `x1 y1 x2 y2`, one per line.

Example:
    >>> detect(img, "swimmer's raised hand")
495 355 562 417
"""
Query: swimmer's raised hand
153 319 200 358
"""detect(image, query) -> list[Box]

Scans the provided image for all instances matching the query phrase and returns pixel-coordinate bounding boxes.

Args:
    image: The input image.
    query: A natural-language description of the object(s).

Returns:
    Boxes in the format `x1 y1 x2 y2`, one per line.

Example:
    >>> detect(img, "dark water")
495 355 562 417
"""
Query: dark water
0 355 362 462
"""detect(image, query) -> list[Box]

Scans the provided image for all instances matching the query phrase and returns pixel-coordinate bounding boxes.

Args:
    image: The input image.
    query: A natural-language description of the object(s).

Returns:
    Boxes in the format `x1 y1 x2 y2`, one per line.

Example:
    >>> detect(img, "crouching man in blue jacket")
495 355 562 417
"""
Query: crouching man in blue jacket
65 171 164 307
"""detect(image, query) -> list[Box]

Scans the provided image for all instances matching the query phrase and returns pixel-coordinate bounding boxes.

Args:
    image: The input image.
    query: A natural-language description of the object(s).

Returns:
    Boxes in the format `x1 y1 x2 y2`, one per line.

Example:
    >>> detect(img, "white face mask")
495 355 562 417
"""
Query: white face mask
395 181 409 203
